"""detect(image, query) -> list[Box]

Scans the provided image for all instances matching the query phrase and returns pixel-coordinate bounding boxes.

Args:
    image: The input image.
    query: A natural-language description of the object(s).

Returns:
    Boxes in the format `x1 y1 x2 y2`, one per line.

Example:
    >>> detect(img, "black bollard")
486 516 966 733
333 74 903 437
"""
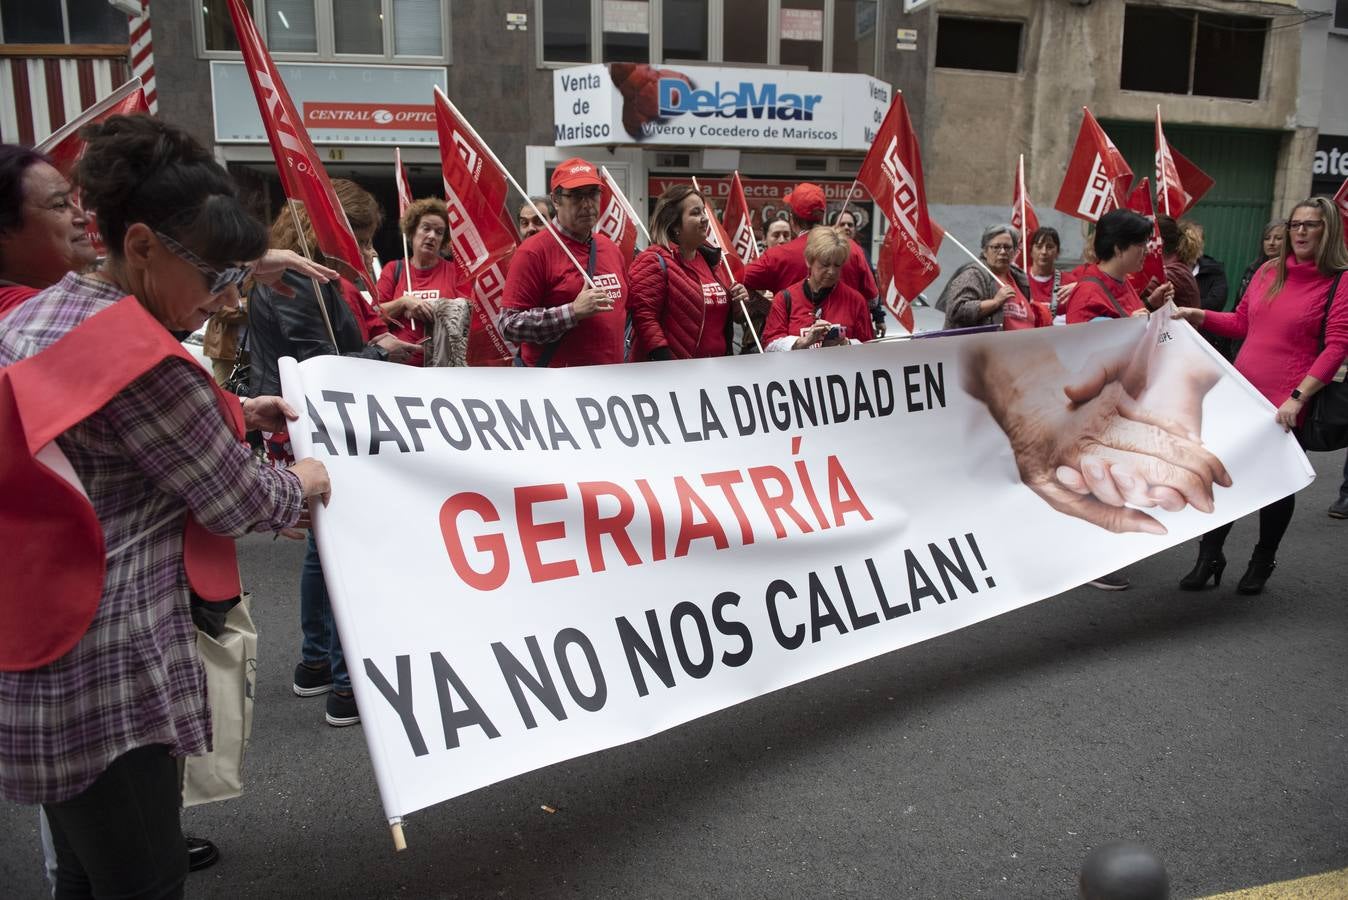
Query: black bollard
1079 841 1170 900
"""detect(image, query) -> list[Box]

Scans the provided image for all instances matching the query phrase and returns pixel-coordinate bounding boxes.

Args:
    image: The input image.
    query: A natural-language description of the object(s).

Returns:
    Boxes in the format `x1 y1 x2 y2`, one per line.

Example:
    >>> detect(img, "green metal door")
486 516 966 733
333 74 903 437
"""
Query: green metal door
1102 120 1281 310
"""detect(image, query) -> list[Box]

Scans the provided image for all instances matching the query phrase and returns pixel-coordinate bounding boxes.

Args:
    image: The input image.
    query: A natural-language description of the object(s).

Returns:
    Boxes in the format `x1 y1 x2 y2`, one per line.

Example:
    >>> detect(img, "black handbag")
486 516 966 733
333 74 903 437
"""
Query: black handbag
1297 271 1348 452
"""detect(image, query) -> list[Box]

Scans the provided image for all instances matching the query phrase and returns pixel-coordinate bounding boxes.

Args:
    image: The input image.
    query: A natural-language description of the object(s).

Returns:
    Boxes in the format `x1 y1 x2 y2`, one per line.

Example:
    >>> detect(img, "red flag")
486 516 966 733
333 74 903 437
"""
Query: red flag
1010 155 1039 274
878 221 945 334
35 78 149 256
856 92 941 300
1171 147 1214 215
696 180 744 284
226 0 372 288
1123 177 1166 293
1054 108 1132 222
1155 108 1214 217
431 86 517 365
597 166 640 262
394 147 413 220
722 171 760 269
432 86 517 281
1335 179 1348 250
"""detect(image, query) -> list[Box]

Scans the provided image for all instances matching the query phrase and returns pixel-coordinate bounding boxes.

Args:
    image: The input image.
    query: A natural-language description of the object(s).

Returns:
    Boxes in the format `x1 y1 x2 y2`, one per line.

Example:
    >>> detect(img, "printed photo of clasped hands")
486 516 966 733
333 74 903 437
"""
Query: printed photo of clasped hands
963 315 1231 535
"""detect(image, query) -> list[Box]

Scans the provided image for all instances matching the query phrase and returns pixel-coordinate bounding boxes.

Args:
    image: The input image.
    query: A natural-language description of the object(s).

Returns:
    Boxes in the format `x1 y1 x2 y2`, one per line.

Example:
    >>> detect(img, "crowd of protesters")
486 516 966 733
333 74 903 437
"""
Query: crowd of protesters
4 116 1348 898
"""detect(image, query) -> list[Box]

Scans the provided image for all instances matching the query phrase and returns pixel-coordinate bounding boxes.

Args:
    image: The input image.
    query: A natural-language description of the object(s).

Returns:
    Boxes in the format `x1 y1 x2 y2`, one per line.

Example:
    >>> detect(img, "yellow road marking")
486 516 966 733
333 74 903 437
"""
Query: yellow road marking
1201 867 1348 899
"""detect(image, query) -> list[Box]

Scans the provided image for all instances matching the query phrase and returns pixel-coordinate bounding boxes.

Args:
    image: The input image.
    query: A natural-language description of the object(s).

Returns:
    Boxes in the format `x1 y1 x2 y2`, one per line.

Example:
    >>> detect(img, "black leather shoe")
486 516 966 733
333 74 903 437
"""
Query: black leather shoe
1236 557 1276 595
1179 552 1226 590
186 835 220 872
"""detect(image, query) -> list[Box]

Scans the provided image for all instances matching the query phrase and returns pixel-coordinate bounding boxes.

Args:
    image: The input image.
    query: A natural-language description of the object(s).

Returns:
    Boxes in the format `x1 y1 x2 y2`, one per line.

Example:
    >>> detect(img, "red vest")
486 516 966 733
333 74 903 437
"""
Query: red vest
0 297 242 671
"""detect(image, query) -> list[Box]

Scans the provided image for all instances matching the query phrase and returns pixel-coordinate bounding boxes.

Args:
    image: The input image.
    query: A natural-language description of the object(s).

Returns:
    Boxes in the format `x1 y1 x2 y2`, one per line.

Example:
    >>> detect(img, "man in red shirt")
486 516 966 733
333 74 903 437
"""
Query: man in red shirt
500 157 628 367
742 182 878 313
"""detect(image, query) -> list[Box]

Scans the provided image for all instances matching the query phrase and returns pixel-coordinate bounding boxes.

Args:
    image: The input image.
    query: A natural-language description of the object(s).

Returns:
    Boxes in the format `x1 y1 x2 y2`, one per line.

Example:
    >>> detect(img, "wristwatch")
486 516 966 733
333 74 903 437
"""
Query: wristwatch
1291 388 1304 401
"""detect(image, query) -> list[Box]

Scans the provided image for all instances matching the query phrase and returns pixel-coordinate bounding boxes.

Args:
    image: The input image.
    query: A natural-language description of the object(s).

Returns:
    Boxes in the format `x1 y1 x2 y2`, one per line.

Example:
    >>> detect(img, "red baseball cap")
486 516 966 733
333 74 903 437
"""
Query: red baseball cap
785 183 827 223
551 157 603 192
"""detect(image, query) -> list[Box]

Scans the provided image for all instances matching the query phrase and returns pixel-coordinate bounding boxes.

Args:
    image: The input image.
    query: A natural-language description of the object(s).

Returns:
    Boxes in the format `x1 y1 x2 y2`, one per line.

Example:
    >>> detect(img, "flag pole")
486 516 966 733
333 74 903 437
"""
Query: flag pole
1018 155 1030 275
436 88 594 289
399 232 416 333
692 176 763 354
835 179 860 225
286 199 341 349
942 229 1000 283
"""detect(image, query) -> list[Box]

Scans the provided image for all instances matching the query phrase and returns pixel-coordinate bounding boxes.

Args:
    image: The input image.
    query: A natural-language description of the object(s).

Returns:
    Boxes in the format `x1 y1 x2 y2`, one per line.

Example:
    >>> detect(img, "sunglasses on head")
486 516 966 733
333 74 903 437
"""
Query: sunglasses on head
154 230 253 295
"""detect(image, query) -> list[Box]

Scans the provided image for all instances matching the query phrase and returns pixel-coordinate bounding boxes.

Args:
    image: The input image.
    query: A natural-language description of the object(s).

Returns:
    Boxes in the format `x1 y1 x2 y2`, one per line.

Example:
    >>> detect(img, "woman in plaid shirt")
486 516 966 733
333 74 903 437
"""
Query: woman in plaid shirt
0 116 330 898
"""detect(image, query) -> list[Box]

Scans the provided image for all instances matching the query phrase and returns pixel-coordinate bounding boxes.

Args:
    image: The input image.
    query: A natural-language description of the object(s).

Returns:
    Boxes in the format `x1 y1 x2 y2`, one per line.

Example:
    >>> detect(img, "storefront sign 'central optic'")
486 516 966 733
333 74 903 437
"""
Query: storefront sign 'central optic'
553 63 890 152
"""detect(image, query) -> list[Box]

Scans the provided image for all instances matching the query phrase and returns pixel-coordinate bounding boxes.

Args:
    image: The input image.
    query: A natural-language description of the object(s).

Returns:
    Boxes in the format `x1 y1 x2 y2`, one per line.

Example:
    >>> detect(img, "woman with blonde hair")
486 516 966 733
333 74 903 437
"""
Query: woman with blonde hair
762 226 874 350
1174 196 1348 593
628 183 749 360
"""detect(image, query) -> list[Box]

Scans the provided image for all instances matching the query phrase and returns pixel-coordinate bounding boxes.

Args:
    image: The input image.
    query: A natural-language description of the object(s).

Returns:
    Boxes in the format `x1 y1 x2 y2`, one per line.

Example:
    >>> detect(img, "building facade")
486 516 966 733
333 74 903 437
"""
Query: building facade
0 0 1335 304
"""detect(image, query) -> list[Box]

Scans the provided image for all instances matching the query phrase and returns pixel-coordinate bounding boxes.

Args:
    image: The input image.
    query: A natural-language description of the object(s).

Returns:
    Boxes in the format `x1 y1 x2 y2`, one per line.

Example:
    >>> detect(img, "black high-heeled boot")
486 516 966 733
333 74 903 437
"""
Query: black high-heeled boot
1179 550 1226 590
1236 550 1277 595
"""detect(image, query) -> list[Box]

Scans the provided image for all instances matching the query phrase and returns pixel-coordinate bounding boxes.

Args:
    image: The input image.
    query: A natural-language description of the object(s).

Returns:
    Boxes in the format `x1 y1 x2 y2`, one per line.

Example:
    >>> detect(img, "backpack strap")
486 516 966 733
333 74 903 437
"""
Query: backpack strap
1316 271 1346 352
1080 276 1129 318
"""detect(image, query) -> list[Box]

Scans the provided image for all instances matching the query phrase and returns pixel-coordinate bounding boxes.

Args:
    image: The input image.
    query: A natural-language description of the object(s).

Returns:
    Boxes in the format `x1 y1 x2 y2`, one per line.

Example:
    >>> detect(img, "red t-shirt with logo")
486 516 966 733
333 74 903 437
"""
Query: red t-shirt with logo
375 258 465 367
502 230 628 367
689 252 730 358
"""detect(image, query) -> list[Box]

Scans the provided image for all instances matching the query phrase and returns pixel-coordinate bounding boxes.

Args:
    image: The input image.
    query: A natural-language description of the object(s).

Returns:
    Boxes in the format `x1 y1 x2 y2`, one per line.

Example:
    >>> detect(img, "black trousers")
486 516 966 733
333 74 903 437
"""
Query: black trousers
1199 494 1296 559
42 744 186 900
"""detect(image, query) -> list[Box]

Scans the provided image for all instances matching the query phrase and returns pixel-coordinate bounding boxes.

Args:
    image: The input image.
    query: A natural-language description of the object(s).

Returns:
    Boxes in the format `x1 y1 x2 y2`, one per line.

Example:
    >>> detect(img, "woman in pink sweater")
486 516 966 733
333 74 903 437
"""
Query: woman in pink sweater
1174 196 1348 594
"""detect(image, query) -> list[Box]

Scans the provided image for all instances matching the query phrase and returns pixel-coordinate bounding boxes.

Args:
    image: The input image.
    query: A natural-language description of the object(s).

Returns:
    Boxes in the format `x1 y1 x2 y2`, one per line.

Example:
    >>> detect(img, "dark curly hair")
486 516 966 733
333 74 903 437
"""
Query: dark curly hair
74 114 266 267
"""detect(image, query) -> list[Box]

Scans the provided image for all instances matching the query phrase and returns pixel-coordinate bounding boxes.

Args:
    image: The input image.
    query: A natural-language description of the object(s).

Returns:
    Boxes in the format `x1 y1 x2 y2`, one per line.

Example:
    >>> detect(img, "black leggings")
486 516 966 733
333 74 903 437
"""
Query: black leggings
42 744 186 900
1199 494 1296 558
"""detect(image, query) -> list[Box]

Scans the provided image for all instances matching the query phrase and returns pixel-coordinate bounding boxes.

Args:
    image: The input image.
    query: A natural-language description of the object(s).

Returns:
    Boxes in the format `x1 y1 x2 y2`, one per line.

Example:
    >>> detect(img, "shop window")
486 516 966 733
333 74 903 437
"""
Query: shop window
266 0 318 53
1336 0 1348 29
832 0 877 75
543 0 592 62
1120 5 1265 100
780 0 825 70
333 0 384 54
723 0 769 64
934 16 1022 73
603 0 649 62
394 0 442 56
663 0 708 61
201 0 447 60
1 0 128 44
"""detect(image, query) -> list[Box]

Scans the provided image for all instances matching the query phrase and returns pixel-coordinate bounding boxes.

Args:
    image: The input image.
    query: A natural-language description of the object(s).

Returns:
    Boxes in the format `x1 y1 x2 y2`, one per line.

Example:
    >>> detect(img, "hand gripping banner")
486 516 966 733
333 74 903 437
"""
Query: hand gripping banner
279 309 1310 831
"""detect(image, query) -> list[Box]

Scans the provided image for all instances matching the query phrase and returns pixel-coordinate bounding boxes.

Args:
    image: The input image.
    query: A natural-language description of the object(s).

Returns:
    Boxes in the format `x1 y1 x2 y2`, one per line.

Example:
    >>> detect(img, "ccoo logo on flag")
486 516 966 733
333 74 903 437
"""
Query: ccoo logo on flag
1077 154 1115 220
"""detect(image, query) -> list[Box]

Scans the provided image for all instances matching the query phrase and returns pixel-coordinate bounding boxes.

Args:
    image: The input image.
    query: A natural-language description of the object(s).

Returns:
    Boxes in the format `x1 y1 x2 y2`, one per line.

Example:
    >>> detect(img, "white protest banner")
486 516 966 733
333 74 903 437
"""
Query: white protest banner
279 308 1310 828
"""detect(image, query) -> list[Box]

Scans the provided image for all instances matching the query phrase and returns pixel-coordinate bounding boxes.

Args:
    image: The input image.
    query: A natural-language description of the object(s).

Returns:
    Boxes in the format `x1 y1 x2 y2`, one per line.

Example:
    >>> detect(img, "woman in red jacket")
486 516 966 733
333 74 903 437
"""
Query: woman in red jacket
629 183 749 361
1174 196 1348 594
762 227 875 350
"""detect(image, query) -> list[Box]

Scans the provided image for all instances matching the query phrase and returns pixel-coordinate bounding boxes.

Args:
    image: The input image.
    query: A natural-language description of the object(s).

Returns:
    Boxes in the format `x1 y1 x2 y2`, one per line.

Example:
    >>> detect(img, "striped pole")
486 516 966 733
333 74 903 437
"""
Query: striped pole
128 0 158 114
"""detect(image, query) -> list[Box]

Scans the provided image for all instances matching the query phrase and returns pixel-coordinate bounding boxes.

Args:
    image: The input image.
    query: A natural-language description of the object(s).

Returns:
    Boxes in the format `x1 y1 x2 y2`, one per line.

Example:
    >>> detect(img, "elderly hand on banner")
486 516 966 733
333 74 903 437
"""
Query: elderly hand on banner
383 295 436 323
250 249 340 297
963 330 1230 534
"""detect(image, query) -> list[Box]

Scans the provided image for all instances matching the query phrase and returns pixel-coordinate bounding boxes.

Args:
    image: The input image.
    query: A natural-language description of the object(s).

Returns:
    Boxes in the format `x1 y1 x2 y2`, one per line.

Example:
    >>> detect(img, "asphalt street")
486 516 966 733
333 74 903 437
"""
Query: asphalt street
2 454 1345 899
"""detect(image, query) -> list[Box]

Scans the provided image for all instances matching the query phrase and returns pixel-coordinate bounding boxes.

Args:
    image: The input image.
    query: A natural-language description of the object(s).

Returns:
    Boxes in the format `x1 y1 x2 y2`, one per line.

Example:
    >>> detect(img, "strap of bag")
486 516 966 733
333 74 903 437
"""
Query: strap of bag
533 238 598 368
1048 271 1061 317
393 259 403 291
1081 276 1129 318
1316 271 1345 352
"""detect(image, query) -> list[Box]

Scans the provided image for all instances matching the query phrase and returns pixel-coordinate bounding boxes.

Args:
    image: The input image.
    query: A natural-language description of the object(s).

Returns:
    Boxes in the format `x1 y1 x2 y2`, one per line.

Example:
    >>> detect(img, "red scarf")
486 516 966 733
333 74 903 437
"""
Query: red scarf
0 297 242 671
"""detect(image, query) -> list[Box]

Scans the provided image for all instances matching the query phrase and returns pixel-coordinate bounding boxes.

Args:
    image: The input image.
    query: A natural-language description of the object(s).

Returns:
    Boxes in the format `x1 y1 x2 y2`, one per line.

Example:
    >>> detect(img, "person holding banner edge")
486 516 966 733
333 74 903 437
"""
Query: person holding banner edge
1066 210 1174 324
629 184 748 361
500 158 627 367
1172 196 1348 593
0 115 330 898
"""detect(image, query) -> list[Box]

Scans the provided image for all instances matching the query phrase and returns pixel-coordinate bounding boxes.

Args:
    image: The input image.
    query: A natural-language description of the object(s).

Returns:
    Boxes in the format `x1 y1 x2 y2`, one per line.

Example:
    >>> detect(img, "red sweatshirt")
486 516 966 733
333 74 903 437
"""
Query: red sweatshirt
742 233 878 302
1066 264 1144 323
762 279 874 346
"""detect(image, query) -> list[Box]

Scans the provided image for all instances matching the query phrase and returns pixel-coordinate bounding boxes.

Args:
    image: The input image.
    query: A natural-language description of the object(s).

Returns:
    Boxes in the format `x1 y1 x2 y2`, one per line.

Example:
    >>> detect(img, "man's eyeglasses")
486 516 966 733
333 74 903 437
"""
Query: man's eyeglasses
557 189 601 205
155 230 253 295
1286 219 1325 232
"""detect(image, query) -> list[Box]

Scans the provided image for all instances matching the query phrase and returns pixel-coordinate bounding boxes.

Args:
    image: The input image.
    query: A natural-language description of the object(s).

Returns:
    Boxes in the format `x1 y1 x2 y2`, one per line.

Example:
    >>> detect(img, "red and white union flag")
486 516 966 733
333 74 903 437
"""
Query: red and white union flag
1054 108 1132 223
